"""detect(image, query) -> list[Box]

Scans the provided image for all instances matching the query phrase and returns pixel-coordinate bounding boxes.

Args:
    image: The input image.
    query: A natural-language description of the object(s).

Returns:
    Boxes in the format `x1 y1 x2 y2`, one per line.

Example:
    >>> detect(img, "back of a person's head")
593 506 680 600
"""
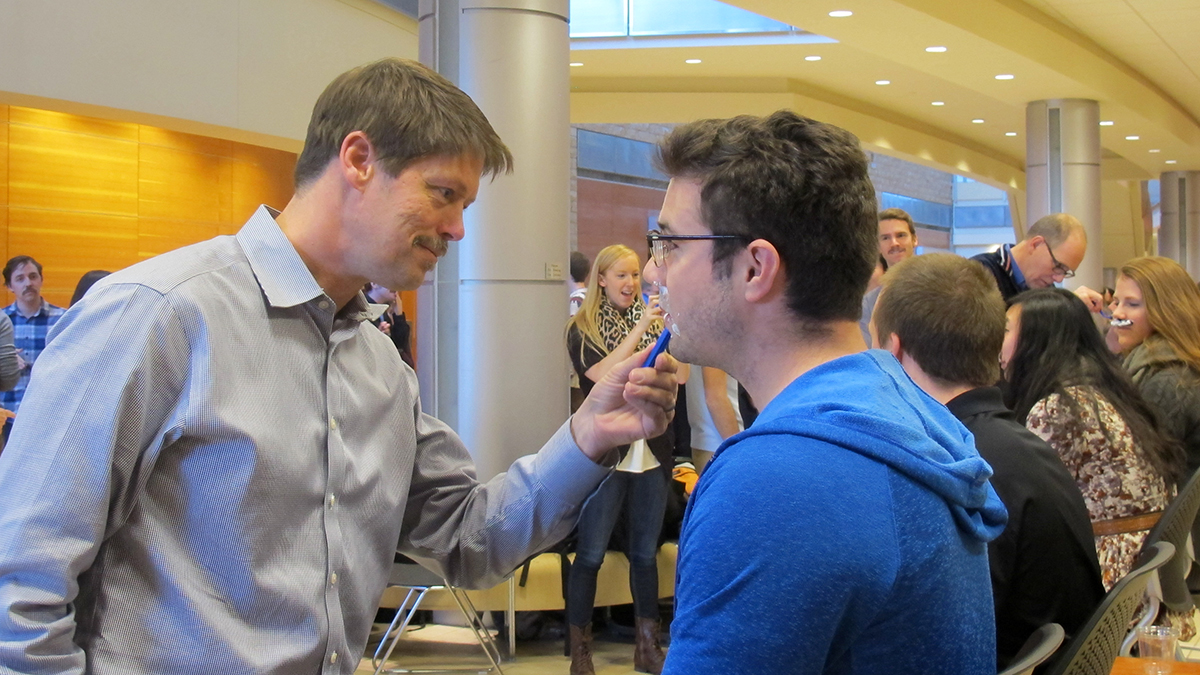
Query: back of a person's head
70 270 111 306
1025 213 1084 248
1007 287 1184 483
1119 256 1200 372
292 57 513 190
656 110 876 326
875 254 1004 388
570 251 591 285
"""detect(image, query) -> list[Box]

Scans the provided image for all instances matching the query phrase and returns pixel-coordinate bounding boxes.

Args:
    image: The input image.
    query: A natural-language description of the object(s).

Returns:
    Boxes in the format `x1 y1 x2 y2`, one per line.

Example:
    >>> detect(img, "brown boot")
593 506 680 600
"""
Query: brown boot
569 623 596 675
633 617 665 674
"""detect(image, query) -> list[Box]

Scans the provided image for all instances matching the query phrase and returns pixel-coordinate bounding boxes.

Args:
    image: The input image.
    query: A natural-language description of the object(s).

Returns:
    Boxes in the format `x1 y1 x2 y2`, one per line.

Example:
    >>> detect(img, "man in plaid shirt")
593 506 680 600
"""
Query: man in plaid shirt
2 255 65 439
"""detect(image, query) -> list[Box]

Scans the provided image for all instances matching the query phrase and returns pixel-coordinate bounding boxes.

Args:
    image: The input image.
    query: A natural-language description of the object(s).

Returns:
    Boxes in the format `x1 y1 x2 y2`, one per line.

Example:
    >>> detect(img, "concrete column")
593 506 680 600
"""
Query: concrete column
1159 172 1184 267
416 0 462 425
456 0 571 480
1026 99 1102 291
1188 173 1200 279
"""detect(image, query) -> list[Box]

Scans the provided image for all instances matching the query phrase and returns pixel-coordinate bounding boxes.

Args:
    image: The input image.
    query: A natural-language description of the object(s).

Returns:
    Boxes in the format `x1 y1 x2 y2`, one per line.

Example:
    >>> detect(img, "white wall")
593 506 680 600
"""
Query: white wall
0 0 418 147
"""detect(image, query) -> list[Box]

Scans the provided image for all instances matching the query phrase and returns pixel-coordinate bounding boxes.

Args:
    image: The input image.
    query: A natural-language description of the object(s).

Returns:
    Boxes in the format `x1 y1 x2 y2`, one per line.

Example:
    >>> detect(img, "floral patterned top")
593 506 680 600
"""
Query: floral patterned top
1026 385 1171 591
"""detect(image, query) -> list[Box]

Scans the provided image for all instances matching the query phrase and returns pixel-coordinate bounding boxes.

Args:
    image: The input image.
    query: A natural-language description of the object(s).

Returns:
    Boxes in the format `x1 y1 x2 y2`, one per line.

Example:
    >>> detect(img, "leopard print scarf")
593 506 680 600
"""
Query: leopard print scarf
596 293 660 354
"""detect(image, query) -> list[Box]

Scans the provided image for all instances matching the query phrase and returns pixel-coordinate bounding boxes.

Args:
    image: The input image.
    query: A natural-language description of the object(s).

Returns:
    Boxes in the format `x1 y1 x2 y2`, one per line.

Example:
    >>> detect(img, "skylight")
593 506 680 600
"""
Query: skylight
570 0 797 38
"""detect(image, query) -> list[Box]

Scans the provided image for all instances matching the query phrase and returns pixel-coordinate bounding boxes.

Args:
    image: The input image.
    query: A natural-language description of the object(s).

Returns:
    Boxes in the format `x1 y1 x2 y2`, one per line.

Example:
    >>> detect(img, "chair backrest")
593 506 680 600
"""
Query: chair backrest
999 623 1066 675
1044 542 1174 675
1143 468 1200 612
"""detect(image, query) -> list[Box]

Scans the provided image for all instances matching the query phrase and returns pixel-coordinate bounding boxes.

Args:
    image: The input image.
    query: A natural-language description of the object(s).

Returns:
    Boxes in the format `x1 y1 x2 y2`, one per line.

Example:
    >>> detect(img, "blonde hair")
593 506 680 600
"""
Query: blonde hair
567 244 641 356
1119 256 1200 373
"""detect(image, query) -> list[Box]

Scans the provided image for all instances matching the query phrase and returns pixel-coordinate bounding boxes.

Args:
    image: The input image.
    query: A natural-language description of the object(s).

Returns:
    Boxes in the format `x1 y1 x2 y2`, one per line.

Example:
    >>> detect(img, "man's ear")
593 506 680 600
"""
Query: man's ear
339 131 375 191
882 333 904 361
743 239 782 304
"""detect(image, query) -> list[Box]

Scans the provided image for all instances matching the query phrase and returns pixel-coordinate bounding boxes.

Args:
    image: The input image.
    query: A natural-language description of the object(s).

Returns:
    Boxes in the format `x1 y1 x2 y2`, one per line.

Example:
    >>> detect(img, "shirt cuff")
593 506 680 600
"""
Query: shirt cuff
534 419 613 508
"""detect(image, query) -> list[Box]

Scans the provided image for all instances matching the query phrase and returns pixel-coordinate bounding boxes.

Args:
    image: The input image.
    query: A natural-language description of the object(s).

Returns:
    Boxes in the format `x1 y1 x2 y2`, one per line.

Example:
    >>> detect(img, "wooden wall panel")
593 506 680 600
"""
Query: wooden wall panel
8 121 138 216
0 208 8 277
0 107 8 207
138 218 220 261
8 208 138 307
229 144 295 233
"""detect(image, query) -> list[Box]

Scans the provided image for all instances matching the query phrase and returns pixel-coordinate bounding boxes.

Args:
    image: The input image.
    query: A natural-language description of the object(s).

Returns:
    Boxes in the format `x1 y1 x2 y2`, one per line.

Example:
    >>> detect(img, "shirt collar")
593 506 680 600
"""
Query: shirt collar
236 206 325 309
944 386 1010 420
1002 244 1028 289
7 299 49 319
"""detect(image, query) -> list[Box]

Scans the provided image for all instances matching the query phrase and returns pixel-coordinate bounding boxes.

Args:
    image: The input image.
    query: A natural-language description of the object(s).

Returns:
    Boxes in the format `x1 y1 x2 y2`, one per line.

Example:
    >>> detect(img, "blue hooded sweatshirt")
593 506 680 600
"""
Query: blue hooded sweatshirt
664 351 1007 675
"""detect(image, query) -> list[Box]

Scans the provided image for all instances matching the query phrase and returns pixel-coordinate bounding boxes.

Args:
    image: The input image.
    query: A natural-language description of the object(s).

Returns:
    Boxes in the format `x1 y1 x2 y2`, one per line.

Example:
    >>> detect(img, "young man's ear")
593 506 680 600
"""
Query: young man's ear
882 333 904 361
743 239 782 304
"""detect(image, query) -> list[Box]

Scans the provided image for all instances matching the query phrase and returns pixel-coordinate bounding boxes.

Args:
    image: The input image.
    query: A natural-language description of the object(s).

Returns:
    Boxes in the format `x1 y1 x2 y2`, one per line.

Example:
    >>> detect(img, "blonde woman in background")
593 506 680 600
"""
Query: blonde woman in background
564 244 670 675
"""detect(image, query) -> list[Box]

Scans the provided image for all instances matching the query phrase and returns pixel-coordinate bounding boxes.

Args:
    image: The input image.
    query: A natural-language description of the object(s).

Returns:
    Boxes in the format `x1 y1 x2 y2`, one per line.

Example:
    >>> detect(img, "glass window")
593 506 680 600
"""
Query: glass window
570 0 794 38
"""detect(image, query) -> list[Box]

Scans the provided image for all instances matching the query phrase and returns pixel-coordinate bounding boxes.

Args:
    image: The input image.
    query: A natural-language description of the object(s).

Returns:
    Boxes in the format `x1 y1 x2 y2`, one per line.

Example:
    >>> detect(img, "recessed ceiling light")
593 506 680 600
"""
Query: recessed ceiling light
685 59 702 64
1166 160 1178 164
995 74 1014 80
875 80 890 85
1149 149 1161 153
570 62 583 67
1125 135 1139 140
931 101 945 106
1005 132 1018 137
926 46 947 53
1099 121 1114 126
829 10 853 17
805 55 822 61
972 119 985 124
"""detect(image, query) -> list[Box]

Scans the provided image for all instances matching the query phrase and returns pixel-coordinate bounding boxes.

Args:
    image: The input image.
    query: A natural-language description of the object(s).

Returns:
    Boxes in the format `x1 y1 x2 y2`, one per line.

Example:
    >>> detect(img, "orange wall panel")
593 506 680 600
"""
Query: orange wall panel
9 107 138 142
231 144 296 228
139 142 229 222
8 124 139 217
138 218 221 261
0 111 8 207
0 208 8 276
8 207 138 307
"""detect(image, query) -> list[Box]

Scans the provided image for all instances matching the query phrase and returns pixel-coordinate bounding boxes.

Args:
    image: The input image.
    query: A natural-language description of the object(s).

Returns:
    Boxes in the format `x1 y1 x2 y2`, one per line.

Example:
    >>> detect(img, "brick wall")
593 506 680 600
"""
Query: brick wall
868 153 953 205
575 178 665 271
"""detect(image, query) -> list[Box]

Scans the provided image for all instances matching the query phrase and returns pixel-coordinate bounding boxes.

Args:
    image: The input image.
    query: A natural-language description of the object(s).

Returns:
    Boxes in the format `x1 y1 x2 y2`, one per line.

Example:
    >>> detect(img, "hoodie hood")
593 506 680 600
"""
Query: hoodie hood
718 350 1007 543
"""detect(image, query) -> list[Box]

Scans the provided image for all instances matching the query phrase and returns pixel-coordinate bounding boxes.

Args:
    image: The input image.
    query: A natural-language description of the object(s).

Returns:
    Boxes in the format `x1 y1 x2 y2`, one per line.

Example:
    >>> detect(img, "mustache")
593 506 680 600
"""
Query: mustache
414 235 448 258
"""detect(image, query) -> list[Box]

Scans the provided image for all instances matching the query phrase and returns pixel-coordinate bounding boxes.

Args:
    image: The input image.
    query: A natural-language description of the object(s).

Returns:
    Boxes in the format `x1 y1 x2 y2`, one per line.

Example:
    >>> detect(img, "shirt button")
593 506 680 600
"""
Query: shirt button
330 651 338 664
329 417 338 430
328 494 337 507
319 300 331 310
331 572 338 585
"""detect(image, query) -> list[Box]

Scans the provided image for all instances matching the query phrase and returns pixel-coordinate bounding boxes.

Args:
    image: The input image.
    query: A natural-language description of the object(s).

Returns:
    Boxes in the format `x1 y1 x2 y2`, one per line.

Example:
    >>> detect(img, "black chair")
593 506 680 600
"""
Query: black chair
998 623 1065 675
1121 468 1200 654
1043 541 1174 675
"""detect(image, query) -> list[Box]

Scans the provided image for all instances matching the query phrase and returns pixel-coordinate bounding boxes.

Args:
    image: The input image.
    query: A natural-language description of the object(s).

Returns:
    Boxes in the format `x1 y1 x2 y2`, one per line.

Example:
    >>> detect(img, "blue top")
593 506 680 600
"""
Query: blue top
665 351 1007 675
1 300 65 417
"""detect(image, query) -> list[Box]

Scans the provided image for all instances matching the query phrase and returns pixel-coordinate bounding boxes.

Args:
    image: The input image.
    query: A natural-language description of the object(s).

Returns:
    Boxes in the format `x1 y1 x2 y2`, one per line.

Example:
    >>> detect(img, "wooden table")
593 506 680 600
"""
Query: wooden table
1111 656 1200 674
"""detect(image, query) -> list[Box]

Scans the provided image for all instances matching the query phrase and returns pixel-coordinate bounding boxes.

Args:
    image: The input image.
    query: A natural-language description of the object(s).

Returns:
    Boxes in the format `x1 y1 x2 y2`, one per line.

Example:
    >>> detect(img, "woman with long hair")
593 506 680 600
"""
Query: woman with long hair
564 244 669 675
1001 287 1184 590
1111 256 1200 483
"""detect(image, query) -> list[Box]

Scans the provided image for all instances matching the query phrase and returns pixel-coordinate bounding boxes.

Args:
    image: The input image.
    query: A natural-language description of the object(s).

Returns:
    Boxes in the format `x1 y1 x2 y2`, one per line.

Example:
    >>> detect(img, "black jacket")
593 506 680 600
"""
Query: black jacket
971 248 1025 302
947 387 1105 669
1127 339 1200 485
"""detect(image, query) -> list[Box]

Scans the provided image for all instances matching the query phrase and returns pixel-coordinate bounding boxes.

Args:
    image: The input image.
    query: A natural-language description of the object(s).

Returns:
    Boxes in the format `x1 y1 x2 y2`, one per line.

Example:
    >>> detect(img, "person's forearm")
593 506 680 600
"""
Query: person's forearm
583 323 651 383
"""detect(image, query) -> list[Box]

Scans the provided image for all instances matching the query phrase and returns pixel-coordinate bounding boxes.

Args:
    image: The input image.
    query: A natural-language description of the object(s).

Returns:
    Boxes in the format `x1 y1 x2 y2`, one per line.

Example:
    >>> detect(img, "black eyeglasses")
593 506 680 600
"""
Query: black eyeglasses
1045 241 1075 279
646 229 750 267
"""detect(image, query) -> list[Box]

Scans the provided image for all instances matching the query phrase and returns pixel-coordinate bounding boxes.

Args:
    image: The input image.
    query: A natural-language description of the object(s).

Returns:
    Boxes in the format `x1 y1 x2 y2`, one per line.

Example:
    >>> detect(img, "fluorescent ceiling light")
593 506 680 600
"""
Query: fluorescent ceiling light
931 101 945 106
1125 135 1139 140
829 10 853 17
805 55 822 61
925 46 947 53
1005 132 1017 137
1099 121 1114 126
570 62 583 67
994 74 1014 80
1149 149 1161 153
972 119 985 124
1166 160 1178 164
685 59 702 64
875 80 890 85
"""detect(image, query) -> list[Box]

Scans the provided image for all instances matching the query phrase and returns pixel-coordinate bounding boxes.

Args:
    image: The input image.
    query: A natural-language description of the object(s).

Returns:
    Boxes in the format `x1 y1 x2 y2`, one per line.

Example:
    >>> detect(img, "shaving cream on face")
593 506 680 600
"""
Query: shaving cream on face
1110 318 1133 328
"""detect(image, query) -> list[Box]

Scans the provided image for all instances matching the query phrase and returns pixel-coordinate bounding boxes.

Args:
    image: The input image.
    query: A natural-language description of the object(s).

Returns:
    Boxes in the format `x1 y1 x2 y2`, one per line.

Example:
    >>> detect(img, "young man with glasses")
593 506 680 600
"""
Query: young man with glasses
970 213 1090 302
642 111 1007 675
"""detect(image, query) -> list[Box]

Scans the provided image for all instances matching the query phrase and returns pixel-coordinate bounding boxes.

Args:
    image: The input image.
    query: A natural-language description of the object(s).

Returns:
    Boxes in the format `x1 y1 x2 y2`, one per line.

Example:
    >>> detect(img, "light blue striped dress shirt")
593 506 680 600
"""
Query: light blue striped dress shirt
0 206 608 675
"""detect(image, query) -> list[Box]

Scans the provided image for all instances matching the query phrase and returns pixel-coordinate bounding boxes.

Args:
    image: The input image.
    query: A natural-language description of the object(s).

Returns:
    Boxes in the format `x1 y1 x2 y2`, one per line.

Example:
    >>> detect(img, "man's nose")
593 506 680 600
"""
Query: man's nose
441 210 466 242
642 258 660 285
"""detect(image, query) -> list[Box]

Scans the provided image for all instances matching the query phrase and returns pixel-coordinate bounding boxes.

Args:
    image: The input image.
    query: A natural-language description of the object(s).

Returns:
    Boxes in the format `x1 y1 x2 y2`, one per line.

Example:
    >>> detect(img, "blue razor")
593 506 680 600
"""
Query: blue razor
641 329 671 368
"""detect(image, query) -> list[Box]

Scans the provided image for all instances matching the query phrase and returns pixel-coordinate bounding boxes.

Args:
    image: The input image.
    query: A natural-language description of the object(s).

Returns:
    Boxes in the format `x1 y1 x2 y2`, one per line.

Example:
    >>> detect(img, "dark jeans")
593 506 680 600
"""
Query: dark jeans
567 468 668 626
